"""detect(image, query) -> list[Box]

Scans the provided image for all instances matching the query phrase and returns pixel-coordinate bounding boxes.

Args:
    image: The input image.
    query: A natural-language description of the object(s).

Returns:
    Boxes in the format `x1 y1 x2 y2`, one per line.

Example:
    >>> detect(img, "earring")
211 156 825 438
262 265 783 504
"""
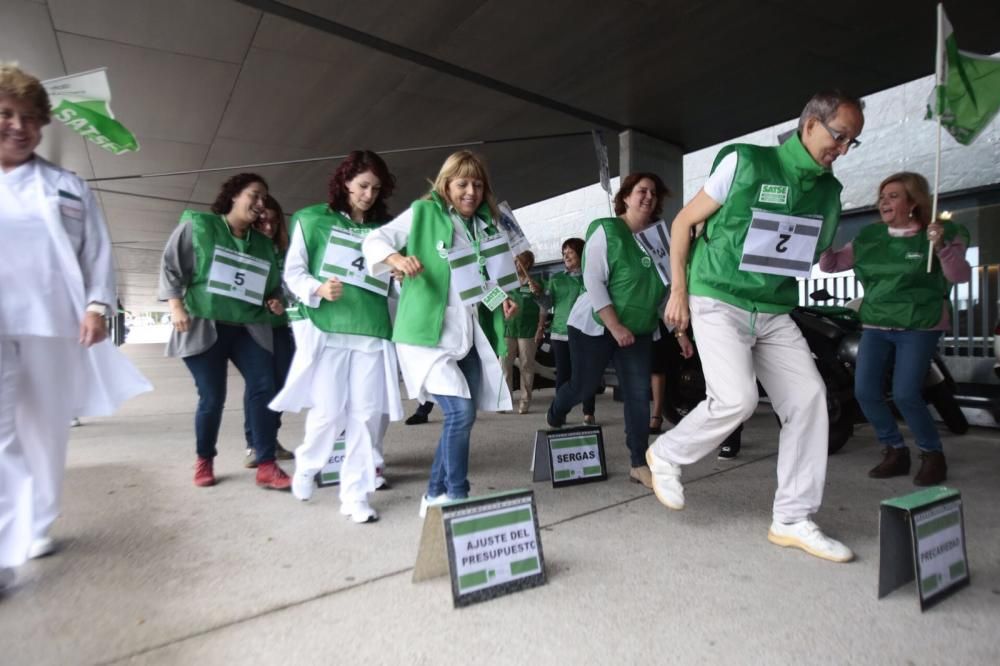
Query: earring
908 209 915 219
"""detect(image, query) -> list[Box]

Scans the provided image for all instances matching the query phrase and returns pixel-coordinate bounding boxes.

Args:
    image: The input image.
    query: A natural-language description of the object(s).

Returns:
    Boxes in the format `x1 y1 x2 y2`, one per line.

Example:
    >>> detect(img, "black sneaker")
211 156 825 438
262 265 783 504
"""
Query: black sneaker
718 442 740 460
405 413 429 425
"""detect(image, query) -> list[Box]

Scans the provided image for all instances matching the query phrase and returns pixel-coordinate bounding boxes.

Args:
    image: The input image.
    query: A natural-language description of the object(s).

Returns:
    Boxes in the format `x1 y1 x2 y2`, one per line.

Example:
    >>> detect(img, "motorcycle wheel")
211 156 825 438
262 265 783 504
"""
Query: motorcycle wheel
925 382 969 434
826 389 855 455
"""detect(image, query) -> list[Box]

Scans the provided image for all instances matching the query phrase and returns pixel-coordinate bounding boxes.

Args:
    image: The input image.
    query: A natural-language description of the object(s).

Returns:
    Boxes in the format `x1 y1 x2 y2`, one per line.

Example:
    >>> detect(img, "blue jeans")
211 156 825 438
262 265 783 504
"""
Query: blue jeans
244 325 294 445
548 327 652 467
183 323 278 463
551 339 596 416
428 350 483 499
854 328 943 453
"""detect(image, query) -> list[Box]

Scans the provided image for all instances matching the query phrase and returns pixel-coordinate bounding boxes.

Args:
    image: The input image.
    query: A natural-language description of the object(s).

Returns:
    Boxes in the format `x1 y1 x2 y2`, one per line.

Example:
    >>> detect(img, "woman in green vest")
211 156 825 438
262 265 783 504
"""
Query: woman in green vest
546 173 669 489
159 173 291 491
242 194 295 468
502 250 545 414
270 150 404 524
362 150 518 518
820 172 970 485
542 237 597 424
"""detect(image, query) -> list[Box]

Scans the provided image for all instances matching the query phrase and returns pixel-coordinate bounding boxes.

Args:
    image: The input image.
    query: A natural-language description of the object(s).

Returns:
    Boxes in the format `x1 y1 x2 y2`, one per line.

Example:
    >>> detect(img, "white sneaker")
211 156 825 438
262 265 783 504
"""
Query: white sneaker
0 567 14 592
645 447 685 510
767 519 854 563
28 536 55 559
340 500 378 524
291 470 316 502
69 418 81 428
374 467 389 491
418 493 449 519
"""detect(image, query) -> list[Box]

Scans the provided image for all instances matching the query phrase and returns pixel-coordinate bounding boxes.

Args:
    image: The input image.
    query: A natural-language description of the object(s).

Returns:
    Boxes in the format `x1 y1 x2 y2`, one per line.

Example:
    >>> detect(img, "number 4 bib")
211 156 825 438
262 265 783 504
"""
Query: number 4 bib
318 227 390 296
739 209 822 279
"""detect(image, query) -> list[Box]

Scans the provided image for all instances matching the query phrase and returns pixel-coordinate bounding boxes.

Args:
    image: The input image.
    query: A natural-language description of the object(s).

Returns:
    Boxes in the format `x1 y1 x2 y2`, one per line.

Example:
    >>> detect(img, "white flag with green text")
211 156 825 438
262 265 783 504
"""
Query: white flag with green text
42 68 139 155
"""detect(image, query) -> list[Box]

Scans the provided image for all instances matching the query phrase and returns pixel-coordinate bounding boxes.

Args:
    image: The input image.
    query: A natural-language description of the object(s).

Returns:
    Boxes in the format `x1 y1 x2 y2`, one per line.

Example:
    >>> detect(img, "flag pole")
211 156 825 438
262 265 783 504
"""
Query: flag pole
928 3 944 272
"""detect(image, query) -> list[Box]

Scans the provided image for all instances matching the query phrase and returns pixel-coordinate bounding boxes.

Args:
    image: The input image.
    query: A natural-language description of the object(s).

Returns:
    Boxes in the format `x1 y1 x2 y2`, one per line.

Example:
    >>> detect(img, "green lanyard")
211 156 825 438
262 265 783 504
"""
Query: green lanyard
451 211 490 283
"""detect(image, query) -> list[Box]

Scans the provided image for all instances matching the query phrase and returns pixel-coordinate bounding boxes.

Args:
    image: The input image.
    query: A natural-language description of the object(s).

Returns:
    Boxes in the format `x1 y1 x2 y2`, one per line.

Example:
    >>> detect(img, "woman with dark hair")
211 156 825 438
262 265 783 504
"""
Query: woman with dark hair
546 173 669 488
362 150 518 517
270 150 403 523
160 173 291 490
820 171 970 485
541 237 597 424
242 195 295 468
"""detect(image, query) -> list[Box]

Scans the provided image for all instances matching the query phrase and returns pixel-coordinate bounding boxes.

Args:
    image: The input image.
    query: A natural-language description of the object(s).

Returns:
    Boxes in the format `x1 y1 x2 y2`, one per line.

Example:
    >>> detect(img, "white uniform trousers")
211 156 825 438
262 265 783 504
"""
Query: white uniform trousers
0 338 82 567
294 346 386 505
650 296 829 523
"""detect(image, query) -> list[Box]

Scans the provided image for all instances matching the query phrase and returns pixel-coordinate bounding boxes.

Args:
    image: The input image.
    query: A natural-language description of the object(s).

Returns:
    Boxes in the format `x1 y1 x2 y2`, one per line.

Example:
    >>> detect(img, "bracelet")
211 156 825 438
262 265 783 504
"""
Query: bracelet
674 330 686 338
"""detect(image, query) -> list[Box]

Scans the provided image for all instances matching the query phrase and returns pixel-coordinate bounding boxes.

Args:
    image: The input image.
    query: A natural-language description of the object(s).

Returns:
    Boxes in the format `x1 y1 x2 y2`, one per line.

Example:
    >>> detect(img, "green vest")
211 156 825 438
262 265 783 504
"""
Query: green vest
294 204 392 339
547 271 584 336
688 133 842 314
266 251 291 327
586 217 666 335
392 192 508 356
504 285 541 338
182 210 278 324
853 221 969 329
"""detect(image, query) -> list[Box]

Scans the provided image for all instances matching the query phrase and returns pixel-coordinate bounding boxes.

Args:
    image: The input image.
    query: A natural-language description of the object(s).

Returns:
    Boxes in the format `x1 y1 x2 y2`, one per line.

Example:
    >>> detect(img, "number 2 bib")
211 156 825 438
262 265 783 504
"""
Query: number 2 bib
739 209 822 278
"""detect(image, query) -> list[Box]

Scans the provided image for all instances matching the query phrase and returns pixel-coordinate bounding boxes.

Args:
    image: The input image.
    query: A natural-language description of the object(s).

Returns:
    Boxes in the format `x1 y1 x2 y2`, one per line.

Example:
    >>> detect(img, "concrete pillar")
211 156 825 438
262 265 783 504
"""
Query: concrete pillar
619 129 684 223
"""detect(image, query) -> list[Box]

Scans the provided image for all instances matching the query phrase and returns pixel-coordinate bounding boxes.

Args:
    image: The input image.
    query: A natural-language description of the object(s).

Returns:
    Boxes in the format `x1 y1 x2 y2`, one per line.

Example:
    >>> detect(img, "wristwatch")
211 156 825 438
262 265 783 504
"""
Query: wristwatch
86 302 110 316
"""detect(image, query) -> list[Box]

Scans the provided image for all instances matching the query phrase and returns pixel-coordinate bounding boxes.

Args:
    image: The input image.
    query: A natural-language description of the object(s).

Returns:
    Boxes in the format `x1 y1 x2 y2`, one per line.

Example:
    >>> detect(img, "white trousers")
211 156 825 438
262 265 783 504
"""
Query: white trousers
0 338 82 567
294 346 386 504
650 296 829 523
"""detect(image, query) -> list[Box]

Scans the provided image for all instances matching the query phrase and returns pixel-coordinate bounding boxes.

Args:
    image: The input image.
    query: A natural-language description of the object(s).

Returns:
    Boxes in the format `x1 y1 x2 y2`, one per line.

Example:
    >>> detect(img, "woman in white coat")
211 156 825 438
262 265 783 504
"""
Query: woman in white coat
362 151 517 517
270 150 403 523
0 64 151 590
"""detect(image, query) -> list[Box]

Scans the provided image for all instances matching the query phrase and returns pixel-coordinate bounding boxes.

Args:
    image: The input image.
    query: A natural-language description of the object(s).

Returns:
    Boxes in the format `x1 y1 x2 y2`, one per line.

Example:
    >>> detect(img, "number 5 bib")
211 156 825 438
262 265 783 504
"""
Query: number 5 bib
318 227 390 296
739 209 822 278
206 246 271 305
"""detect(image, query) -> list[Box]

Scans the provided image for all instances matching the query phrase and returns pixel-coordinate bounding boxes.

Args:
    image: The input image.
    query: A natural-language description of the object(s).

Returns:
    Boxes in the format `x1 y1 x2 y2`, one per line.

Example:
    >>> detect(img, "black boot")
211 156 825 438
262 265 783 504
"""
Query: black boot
868 447 910 478
913 451 947 486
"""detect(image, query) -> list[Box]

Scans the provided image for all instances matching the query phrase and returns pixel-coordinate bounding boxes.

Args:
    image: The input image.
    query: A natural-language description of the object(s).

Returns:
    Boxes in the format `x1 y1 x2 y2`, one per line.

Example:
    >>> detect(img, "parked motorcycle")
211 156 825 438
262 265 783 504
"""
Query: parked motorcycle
661 289 968 454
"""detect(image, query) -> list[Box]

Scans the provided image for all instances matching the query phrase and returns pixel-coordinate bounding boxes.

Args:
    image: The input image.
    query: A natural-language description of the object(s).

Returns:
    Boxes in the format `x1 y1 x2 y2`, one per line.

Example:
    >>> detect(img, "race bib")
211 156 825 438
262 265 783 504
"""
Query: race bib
739 209 822 278
634 219 671 286
206 246 270 305
448 234 520 306
318 227 390 296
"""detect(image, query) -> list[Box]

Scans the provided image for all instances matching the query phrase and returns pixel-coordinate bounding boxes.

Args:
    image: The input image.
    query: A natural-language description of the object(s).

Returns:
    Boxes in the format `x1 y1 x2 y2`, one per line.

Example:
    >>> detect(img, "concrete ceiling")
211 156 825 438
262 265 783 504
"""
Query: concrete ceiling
3 0 1000 309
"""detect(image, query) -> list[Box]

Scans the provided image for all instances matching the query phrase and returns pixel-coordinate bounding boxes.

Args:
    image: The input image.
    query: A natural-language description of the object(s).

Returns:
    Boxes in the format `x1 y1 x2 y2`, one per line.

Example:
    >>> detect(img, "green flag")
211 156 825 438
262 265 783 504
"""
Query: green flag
42 68 140 155
925 7 1000 146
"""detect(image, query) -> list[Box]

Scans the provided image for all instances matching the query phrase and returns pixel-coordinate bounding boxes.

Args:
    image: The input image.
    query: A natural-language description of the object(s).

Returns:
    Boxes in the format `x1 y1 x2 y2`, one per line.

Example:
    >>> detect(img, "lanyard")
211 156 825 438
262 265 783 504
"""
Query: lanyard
451 211 490 283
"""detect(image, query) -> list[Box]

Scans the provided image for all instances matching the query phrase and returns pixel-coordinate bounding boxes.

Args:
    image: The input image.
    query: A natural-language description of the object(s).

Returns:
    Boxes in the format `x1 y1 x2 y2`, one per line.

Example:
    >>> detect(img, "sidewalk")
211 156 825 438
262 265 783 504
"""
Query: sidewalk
1 343 997 665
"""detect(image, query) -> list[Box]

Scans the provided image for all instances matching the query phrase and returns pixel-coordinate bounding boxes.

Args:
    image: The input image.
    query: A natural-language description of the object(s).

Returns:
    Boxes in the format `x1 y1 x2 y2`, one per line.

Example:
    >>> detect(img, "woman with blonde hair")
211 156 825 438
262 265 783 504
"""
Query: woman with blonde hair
820 171 970 485
362 150 517 517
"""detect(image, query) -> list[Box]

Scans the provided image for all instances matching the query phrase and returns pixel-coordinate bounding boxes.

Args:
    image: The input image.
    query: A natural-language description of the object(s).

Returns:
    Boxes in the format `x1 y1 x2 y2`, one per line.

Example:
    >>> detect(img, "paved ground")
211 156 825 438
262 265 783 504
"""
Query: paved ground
1 343 998 665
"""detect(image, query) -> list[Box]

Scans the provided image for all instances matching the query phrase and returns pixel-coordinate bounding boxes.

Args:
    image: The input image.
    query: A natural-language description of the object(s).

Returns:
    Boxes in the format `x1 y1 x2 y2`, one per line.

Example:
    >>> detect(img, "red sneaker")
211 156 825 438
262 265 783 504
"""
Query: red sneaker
194 457 216 487
256 461 291 491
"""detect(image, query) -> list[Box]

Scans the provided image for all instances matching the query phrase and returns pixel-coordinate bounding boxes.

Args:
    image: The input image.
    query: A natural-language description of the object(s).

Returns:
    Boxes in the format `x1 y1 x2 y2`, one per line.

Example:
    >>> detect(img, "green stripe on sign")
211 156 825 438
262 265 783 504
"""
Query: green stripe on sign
333 441 345 451
480 243 511 259
921 574 939 594
497 273 520 288
554 470 573 480
549 436 598 449
459 285 485 300
320 472 340 483
208 280 232 291
450 253 480 269
582 465 603 476
322 264 349 277
452 508 532 537
364 275 389 289
916 512 961 539
510 557 539 576
459 570 489 590
949 560 966 578
245 290 263 301
214 254 269 275
329 235 362 250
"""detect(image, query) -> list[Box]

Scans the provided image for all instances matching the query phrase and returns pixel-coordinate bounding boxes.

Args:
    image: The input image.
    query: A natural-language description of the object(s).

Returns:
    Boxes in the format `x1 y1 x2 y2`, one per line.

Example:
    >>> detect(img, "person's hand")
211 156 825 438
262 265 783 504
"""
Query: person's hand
79 312 108 347
388 253 423 277
502 298 519 320
534 329 544 345
390 268 406 282
171 303 191 333
664 290 690 332
928 222 945 249
315 278 344 302
608 322 635 348
527 278 542 296
677 332 694 359
266 298 285 315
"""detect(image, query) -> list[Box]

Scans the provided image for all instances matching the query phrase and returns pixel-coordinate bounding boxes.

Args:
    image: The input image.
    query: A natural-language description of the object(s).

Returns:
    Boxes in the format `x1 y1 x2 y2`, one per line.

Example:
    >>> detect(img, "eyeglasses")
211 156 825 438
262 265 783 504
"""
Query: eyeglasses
819 119 861 149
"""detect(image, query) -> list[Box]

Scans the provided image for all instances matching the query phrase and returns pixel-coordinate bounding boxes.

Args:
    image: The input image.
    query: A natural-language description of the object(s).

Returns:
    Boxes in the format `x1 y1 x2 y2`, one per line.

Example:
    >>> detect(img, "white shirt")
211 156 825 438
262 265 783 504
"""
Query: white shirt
703 152 738 205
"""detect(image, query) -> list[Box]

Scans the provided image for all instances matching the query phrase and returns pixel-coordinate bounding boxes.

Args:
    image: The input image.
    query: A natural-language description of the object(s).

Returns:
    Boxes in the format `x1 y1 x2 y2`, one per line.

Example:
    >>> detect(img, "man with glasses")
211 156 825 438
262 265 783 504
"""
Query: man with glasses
646 90 865 563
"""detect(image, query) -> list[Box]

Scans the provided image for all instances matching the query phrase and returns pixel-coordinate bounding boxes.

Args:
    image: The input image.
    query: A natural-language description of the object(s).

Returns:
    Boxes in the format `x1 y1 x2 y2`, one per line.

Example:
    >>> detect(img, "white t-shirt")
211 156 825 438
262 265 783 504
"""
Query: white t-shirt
703 152 738 205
